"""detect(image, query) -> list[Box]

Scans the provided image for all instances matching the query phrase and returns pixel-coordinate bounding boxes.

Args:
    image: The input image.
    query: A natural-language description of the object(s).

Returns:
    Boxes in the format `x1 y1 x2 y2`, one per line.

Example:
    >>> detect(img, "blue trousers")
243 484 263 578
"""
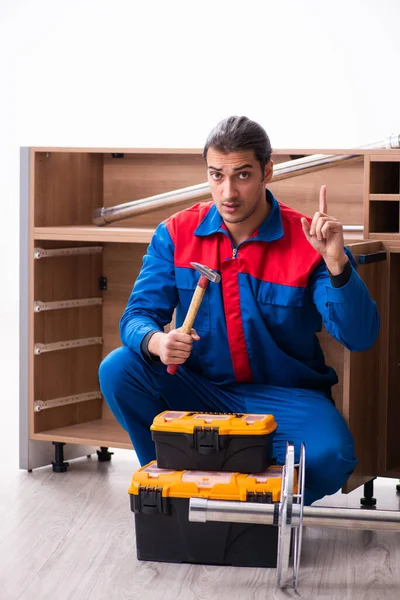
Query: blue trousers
99 346 357 505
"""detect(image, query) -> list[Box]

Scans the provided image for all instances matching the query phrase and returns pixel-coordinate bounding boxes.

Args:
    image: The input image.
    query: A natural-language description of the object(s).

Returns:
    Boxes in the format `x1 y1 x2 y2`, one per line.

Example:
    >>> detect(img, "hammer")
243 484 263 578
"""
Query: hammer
167 262 221 375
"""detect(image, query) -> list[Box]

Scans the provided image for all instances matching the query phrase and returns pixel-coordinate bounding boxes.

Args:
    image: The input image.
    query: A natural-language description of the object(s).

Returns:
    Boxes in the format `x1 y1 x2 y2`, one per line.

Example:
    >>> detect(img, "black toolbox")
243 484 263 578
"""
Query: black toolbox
150 411 277 472
129 461 295 568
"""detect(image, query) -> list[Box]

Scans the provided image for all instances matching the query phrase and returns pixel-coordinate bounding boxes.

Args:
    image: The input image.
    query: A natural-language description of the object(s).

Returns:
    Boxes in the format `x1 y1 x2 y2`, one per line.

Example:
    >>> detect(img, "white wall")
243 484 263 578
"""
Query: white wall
1 0 399 466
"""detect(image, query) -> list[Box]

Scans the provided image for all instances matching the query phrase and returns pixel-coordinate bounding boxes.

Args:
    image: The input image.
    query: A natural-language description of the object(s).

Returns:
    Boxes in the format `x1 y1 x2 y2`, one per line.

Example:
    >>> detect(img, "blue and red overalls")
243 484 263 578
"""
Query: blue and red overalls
99 190 380 504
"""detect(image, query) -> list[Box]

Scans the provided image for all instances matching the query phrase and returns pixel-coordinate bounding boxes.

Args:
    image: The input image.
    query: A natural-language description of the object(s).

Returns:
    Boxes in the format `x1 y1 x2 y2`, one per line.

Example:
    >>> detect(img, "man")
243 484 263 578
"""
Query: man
99 116 379 505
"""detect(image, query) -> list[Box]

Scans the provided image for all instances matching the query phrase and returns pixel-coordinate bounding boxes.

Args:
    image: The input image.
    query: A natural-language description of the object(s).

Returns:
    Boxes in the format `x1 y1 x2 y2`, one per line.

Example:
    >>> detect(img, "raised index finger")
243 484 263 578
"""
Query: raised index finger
319 185 327 214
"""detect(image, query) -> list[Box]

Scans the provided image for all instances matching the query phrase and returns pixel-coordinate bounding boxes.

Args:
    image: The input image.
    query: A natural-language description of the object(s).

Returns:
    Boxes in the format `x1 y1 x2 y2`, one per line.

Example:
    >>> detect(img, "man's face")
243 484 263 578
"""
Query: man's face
206 148 273 225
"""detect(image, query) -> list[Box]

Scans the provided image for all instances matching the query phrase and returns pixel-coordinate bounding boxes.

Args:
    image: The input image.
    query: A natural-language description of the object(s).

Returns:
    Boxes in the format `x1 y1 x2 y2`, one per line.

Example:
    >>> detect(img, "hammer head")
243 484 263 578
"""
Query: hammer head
190 262 221 283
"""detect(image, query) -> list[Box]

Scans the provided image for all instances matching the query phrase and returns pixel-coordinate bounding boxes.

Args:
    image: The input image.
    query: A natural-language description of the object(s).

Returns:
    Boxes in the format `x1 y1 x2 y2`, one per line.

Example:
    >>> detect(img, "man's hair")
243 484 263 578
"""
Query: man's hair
202 116 272 170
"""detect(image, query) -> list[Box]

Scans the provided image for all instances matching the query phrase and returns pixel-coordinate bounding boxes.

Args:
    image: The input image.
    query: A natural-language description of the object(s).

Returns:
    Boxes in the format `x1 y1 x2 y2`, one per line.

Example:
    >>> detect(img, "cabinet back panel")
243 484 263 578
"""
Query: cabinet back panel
103 154 206 228
33 243 104 433
101 242 160 422
34 398 102 432
101 154 364 230
34 250 103 309
34 152 103 226
34 306 102 344
269 161 364 225
370 161 400 194
34 345 102 432
369 201 400 234
101 243 149 359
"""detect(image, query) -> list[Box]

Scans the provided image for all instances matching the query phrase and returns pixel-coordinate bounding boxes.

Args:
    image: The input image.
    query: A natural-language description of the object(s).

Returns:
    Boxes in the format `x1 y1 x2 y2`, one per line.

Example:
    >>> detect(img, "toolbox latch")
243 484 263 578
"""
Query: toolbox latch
133 486 170 515
246 491 273 504
193 426 220 455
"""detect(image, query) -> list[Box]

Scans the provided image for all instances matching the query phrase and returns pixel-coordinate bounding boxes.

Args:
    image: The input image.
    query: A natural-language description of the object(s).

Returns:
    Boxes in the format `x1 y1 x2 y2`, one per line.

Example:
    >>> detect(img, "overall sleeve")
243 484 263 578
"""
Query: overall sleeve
310 248 380 352
119 222 178 356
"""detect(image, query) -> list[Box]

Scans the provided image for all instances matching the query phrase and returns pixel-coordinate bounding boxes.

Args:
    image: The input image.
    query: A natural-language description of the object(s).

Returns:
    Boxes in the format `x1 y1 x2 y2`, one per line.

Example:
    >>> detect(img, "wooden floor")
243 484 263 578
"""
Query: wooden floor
1 450 400 600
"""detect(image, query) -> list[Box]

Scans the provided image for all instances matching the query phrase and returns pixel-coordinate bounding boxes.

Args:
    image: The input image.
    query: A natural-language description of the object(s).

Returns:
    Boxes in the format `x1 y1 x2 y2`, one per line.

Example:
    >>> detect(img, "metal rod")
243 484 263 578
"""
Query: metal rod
343 225 363 231
34 298 103 313
34 337 103 355
363 133 400 149
92 134 400 225
34 391 102 412
34 246 103 259
189 498 400 532
301 506 400 532
189 497 276 525
93 157 360 225
92 184 212 225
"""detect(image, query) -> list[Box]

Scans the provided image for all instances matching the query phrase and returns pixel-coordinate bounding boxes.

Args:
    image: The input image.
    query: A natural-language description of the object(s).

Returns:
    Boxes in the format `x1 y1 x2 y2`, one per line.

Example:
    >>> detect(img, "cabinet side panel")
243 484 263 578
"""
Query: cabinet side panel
317 329 344 414
386 253 400 469
19 147 31 469
20 151 99 469
342 257 383 491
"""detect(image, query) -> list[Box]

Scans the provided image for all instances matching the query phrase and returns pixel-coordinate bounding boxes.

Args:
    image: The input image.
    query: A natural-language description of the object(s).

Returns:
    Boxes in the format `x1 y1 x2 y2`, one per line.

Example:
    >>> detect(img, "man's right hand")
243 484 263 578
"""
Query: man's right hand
147 329 200 365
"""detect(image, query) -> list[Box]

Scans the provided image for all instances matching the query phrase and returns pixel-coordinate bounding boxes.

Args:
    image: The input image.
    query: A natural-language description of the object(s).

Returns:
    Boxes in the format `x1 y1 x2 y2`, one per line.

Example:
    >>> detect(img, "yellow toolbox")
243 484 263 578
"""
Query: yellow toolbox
129 461 296 567
150 410 278 472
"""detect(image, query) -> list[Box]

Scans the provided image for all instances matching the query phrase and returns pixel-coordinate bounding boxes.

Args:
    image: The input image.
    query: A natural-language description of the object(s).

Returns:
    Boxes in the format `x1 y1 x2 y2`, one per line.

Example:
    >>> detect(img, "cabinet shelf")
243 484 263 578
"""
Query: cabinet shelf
34 226 155 243
34 225 363 243
369 194 400 201
32 419 132 448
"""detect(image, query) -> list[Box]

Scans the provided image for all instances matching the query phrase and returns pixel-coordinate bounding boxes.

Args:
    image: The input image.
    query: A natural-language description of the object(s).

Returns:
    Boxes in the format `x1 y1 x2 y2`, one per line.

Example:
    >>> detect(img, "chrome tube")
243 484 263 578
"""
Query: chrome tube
189 498 400 533
92 134 400 225
92 154 359 226
363 133 400 149
93 183 212 225
189 497 276 525
301 505 400 532
343 225 363 231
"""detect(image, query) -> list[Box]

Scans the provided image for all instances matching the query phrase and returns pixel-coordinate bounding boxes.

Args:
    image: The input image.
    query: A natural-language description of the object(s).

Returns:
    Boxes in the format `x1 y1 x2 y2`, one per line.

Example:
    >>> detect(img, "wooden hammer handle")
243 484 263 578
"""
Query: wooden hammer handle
180 284 207 333
167 276 209 374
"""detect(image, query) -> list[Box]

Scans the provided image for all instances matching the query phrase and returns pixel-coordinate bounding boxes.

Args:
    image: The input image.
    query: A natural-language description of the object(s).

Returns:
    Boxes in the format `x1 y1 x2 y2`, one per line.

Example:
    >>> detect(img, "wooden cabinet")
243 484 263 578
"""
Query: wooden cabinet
19 146 400 494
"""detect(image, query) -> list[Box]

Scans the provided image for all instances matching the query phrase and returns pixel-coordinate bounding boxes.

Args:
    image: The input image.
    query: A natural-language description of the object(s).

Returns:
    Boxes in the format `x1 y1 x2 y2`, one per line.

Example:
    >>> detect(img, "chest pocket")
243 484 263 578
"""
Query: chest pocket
256 281 308 328
257 281 307 306
175 268 211 332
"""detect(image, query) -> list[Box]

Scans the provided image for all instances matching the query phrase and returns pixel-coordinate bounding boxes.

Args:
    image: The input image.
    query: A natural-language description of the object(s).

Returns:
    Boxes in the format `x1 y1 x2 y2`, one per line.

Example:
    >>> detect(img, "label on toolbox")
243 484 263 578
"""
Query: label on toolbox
150 410 277 436
129 461 297 503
